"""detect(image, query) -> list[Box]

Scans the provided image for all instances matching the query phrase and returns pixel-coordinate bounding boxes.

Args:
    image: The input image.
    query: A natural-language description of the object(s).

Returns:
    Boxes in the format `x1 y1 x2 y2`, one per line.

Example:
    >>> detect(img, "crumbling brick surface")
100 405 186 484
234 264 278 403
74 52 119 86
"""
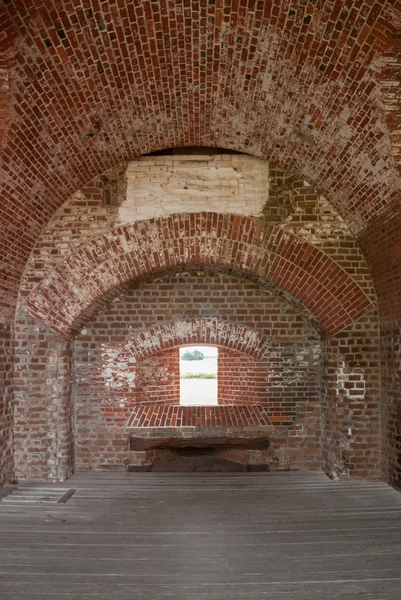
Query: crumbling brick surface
359 216 401 489
0 324 13 487
322 313 381 481
134 349 180 406
19 161 375 304
379 322 401 490
13 315 72 482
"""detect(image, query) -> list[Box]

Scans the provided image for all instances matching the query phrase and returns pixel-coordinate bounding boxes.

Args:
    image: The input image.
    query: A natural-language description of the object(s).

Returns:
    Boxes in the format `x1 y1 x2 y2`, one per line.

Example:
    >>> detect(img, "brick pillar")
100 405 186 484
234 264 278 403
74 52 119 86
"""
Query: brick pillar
321 313 381 480
14 314 73 481
0 323 14 486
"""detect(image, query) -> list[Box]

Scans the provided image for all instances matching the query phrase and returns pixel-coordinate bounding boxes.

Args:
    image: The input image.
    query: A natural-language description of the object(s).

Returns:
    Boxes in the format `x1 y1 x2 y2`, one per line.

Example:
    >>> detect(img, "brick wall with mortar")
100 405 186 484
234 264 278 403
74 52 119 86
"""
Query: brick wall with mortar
135 349 180 406
322 313 381 480
0 324 13 487
17 154 374 304
0 1 400 485
218 348 269 406
265 167 377 303
24 212 373 336
379 321 401 490
0 1 400 324
10 156 379 481
13 315 73 482
359 218 401 490
115 346 270 408
72 273 322 472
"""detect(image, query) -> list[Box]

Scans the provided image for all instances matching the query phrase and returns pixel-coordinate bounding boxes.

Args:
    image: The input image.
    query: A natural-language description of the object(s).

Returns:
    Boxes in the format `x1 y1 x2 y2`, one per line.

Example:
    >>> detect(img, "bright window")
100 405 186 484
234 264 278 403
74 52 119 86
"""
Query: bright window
179 346 218 405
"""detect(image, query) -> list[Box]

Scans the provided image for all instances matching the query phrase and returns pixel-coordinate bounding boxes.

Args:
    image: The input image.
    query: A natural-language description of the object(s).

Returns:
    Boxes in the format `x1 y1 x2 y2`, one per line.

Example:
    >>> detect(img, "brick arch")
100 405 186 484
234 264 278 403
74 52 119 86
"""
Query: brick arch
103 318 271 406
109 318 271 410
1 1 400 321
25 213 373 336
123 318 271 363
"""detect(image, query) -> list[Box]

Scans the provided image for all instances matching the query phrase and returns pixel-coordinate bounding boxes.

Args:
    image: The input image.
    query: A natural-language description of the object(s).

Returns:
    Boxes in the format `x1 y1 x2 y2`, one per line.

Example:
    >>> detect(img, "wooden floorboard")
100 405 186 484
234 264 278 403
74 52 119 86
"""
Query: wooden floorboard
0 471 400 599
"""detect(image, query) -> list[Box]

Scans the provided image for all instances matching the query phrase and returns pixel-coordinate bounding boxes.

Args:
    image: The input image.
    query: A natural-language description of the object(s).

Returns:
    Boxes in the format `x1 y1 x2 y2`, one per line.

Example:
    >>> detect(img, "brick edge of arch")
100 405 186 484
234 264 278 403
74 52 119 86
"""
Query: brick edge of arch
25 212 374 336
108 318 296 428
119 318 271 363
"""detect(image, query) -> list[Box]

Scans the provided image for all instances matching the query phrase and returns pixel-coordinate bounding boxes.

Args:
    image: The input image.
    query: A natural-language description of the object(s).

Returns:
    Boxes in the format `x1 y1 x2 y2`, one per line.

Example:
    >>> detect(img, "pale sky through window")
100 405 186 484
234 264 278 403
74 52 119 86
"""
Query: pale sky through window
180 346 218 358
179 346 218 405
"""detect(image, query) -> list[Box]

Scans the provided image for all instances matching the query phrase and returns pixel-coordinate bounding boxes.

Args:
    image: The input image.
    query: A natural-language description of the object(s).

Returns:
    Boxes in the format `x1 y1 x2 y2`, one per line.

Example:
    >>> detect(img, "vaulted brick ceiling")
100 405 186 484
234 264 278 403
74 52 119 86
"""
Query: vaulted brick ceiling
1 0 401 320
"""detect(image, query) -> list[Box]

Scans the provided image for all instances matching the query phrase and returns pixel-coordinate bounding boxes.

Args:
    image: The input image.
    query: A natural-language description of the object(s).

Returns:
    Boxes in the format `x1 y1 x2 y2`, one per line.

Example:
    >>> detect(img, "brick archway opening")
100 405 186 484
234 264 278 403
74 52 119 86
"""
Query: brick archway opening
14 197 378 483
73 316 321 473
0 0 399 492
119 339 272 410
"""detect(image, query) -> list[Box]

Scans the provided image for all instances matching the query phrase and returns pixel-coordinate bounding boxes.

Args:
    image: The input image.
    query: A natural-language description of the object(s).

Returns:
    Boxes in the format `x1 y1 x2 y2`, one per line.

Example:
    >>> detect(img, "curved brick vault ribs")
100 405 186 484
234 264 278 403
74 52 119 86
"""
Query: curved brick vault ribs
103 318 273 409
25 213 374 336
1 1 401 320
120 319 270 363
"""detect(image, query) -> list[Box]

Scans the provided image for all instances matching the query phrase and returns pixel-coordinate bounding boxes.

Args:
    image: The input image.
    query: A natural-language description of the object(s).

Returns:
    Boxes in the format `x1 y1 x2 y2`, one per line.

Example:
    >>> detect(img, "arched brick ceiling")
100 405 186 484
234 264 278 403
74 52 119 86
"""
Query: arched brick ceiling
0 66 10 145
0 7 16 145
25 213 373 336
382 31 401 179
1 0 400 320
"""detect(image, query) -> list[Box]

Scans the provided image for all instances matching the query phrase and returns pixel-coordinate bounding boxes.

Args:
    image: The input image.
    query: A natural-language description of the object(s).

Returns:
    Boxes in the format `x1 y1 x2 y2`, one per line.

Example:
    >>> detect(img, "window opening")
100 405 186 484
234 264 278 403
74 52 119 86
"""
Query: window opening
179 346 218 405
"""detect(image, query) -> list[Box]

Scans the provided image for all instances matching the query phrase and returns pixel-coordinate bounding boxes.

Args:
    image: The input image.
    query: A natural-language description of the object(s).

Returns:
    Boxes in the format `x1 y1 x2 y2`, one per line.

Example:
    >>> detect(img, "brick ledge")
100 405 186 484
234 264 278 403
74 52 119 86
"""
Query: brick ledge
126 405 294 429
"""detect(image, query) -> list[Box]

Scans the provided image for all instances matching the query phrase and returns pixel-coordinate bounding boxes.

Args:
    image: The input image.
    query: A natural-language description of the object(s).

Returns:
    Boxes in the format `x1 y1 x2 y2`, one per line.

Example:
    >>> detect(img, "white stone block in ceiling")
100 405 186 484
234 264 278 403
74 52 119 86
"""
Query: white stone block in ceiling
120 154 269 223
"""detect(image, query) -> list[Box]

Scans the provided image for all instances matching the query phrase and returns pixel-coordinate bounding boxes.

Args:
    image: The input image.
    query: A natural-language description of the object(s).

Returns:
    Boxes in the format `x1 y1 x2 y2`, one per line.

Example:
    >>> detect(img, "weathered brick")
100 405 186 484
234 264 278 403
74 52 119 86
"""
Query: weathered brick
5 148 384 482
25 212 373 336
0 0 400 324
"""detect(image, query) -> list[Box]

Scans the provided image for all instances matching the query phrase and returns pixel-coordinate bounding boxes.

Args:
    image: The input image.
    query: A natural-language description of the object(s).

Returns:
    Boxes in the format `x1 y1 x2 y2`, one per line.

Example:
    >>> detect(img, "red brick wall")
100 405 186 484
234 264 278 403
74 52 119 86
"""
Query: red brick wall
12 267 380 479
19 166 374 305
380 322 401 490
266 168 376 303
0 324 13 487
218 348 269 406
322 314 381 480
135 349 180 405
26 212 373 336
360 218 401 489
13 315 73 482
11 163 380 482
73 272 322 472
1 1 399 486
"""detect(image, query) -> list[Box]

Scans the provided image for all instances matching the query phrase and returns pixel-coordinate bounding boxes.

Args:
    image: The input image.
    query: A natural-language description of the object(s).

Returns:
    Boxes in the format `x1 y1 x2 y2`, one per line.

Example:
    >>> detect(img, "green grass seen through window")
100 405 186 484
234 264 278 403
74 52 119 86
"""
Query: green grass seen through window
180 373 217 379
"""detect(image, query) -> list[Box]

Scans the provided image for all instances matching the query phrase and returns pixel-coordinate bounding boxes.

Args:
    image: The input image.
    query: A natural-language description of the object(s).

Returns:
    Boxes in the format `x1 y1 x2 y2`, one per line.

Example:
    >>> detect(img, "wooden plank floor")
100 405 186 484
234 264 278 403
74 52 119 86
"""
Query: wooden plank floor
0 471 401 599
